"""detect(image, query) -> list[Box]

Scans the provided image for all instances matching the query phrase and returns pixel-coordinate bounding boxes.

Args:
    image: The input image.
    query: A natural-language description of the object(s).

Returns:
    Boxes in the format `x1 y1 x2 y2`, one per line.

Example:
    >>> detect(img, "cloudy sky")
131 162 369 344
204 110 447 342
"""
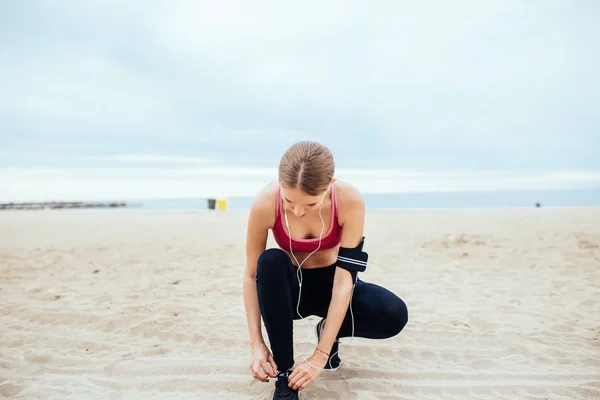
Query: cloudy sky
1 0 599 201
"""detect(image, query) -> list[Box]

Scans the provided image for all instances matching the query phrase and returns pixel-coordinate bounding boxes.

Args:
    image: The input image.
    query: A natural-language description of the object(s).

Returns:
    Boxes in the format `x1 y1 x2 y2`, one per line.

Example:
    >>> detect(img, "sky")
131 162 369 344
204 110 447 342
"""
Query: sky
1 0 599 201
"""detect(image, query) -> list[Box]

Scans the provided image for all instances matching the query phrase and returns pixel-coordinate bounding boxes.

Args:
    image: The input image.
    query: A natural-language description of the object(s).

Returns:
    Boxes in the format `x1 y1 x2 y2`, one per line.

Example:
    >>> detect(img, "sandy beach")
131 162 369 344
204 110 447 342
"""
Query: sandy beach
1 207 599 399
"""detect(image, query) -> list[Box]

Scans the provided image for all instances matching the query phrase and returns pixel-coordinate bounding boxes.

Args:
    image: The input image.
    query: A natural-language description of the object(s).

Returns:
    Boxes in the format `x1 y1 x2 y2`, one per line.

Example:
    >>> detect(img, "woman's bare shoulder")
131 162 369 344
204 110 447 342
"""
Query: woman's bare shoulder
335 180 364 205
248 181 279 228
334 180 365 224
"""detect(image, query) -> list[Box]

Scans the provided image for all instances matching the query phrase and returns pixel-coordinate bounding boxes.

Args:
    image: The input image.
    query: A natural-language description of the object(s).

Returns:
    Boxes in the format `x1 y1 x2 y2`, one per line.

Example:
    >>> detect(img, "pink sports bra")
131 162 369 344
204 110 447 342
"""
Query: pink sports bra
271 184 343 253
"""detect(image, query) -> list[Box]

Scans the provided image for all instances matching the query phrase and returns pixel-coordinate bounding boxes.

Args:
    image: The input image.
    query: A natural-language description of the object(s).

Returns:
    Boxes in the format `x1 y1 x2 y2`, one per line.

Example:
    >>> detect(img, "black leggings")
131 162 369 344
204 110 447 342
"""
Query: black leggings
255 248 409 372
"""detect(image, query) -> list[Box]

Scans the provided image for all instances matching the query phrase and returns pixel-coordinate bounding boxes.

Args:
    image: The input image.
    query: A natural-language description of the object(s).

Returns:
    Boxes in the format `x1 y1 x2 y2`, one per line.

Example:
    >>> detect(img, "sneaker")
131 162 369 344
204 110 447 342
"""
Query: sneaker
316 318 341 370
273 370 299 399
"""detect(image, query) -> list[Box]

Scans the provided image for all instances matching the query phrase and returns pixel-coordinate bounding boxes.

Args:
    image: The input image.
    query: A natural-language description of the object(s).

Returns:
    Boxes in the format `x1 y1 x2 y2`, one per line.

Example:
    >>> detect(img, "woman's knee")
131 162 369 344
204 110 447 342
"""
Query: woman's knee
387 296 409 337
256 248 290 279
353 282 409 339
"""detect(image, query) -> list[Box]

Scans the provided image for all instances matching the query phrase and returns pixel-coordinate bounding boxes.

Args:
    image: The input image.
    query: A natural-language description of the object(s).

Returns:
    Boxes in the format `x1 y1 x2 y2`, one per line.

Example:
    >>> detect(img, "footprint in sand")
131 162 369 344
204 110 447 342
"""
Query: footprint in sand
419 350 438 362
0 382 25 398
441 352 461 363
582 358 600 367
551 324 575 333
471 359 496 369
578 240 599 249
556 358 572 365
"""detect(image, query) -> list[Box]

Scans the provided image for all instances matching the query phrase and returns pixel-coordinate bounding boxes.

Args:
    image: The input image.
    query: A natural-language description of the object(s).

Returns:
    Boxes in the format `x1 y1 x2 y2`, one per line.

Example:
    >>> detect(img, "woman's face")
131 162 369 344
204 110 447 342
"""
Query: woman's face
280 186 329 218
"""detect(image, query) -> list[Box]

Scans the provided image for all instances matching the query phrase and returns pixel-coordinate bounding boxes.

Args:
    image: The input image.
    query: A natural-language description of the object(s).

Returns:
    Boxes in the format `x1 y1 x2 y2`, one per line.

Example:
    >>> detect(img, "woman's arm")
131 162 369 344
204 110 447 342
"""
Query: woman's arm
317 184 366 356
243 186 275 346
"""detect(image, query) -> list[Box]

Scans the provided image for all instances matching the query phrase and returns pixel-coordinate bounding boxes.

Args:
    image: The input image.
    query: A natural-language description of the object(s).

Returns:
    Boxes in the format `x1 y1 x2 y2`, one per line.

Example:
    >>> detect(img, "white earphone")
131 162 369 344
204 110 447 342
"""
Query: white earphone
282 186 355 371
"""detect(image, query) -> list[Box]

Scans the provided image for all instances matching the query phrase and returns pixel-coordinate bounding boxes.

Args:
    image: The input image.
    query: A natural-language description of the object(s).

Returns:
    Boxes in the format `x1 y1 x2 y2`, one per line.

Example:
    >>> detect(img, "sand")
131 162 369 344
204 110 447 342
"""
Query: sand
1 207 599 399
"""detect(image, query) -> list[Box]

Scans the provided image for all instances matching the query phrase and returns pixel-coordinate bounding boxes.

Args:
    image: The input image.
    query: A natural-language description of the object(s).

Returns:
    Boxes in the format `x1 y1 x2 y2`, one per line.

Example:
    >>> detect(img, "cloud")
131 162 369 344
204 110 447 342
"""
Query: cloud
81 155 212 164
0 0 599 200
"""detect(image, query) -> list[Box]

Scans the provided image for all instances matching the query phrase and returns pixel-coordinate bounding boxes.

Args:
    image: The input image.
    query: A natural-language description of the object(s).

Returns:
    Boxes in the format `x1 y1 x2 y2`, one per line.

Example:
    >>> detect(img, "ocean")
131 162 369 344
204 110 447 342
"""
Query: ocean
126 187 600 211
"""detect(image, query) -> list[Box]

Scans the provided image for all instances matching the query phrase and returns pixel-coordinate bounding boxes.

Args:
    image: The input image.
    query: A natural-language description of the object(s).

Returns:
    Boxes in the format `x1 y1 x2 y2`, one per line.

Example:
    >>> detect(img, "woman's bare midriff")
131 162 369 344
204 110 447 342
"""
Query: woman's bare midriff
282 245 340 269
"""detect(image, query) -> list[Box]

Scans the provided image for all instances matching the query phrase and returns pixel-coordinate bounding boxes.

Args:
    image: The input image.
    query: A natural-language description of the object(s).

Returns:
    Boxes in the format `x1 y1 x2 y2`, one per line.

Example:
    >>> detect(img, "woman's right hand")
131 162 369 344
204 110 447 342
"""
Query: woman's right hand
250 342 279 382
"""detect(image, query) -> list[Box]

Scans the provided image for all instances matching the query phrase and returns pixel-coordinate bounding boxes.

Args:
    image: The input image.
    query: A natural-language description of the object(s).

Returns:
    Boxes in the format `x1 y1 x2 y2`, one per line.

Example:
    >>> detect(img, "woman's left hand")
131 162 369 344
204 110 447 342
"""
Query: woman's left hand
288 351 329 391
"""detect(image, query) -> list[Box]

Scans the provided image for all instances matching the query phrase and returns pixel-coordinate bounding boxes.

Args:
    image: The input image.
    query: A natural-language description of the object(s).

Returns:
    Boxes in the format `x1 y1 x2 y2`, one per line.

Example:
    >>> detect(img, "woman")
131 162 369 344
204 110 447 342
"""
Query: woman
243 141 408 399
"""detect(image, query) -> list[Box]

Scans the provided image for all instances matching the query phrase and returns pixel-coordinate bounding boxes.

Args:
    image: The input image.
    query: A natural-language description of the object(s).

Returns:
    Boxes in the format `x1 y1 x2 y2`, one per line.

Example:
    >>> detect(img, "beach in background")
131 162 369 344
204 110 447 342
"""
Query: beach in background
1 206 599 399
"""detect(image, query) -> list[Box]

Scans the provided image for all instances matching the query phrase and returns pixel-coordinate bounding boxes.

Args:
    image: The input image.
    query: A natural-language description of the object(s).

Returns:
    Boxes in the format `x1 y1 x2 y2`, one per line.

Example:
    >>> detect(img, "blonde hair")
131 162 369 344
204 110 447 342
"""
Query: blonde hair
278 141 335 196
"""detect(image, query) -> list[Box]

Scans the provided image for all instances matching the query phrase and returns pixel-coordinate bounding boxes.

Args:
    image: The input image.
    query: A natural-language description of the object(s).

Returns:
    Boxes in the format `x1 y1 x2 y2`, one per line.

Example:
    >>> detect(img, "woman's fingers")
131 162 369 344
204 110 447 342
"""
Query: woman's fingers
298 379 310 391
251 361 269 382
289 367 314 390
288 372 302 390
261 360 277 378
292 374 311 390
288 367 300 384
267 354 279 375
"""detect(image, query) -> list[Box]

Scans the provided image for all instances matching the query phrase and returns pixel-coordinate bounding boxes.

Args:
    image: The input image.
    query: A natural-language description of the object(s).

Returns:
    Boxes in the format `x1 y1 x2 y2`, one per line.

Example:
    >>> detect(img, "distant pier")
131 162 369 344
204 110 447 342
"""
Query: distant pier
0 201 127 210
